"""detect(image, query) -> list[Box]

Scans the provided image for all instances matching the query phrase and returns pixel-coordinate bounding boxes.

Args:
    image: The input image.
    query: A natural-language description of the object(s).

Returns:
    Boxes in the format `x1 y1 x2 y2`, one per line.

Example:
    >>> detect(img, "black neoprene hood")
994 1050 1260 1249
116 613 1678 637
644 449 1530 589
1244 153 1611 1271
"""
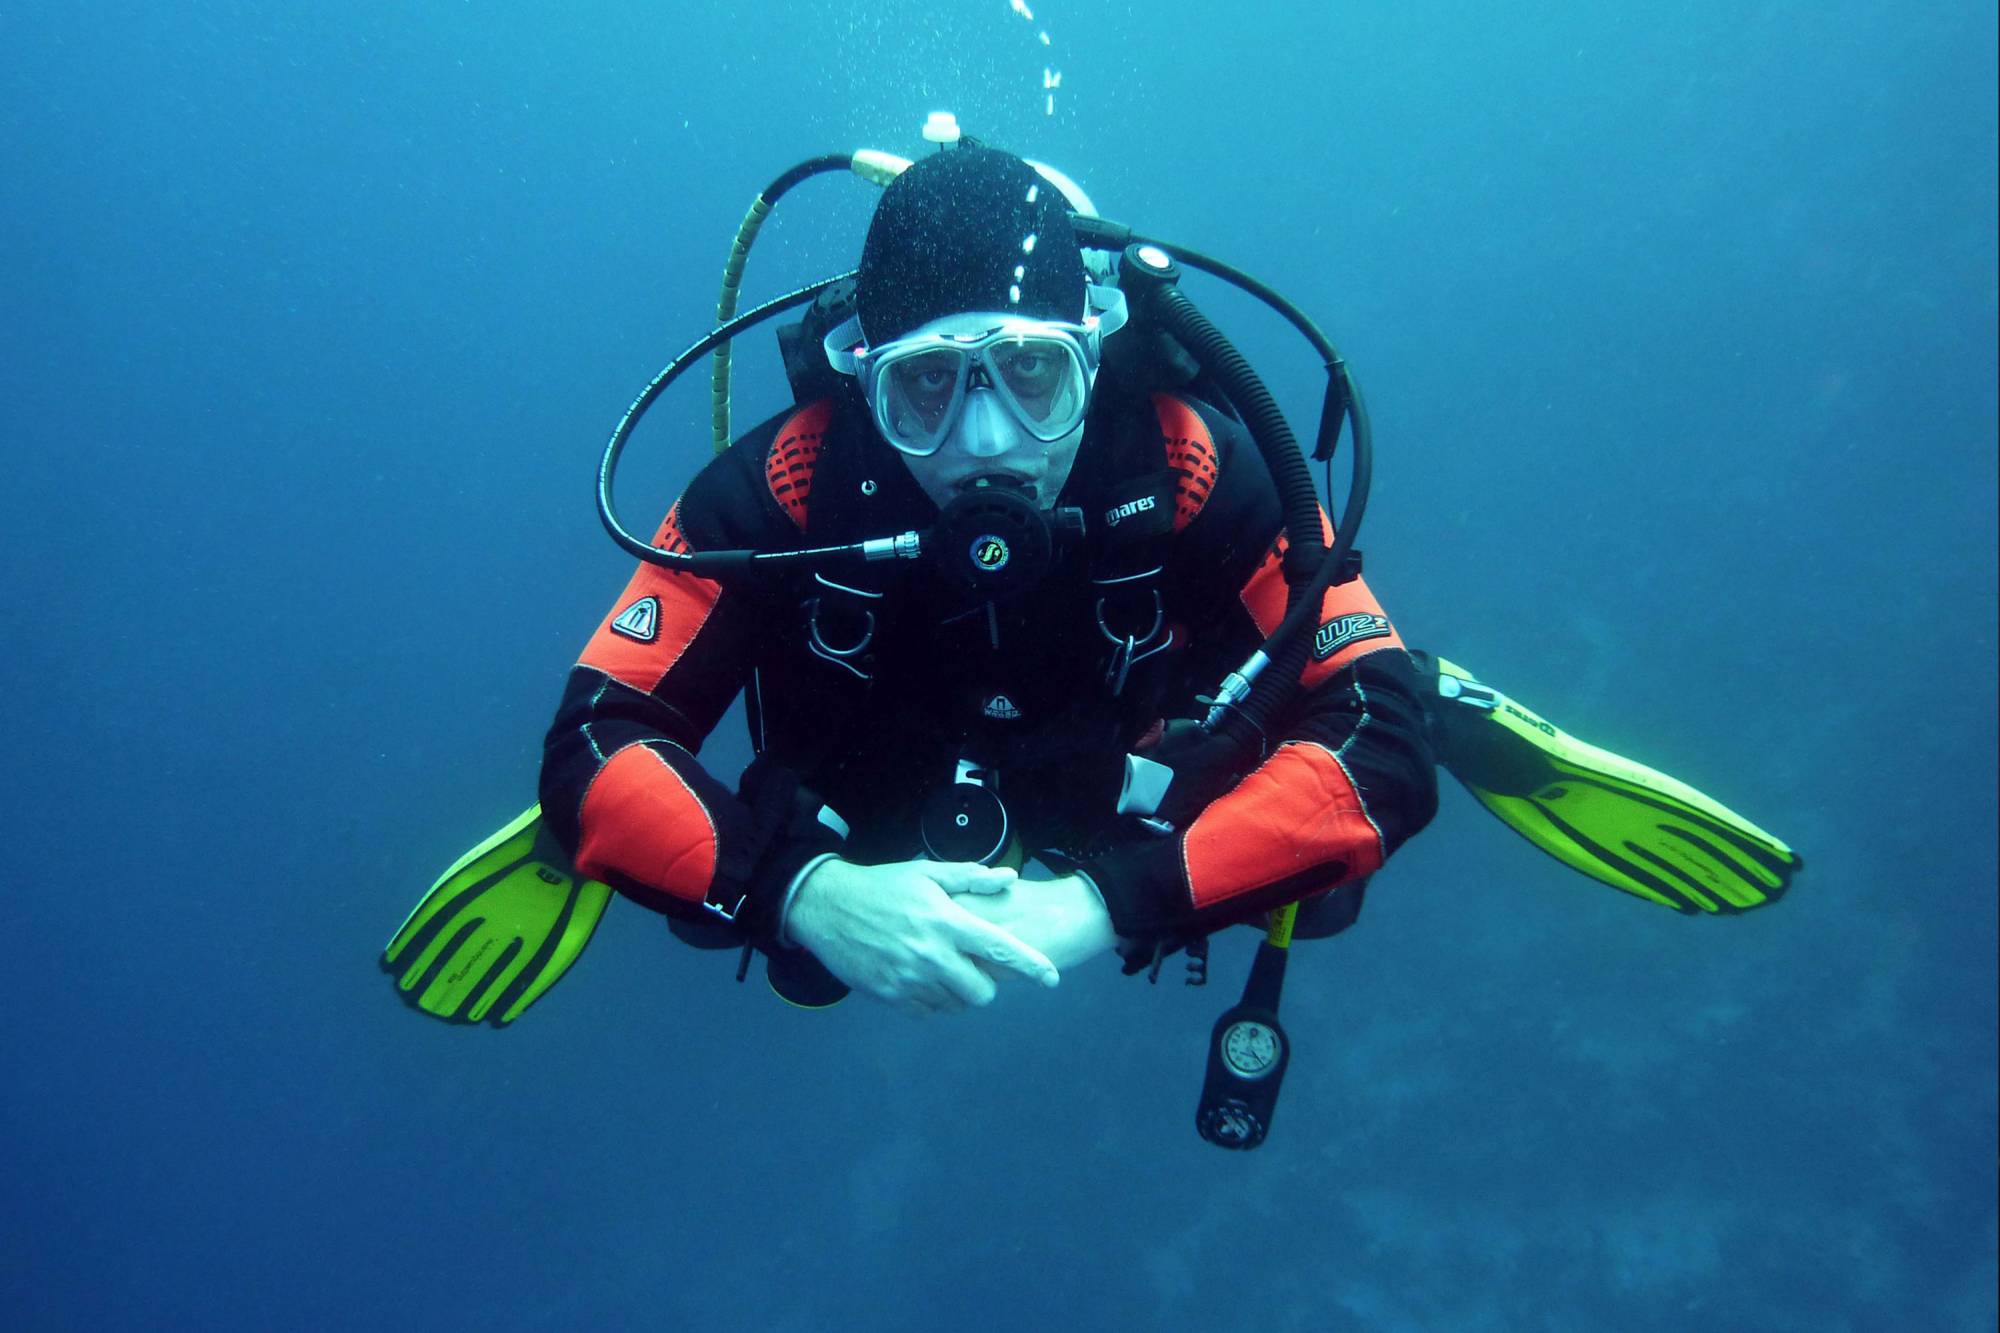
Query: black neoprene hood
855 146 1088 346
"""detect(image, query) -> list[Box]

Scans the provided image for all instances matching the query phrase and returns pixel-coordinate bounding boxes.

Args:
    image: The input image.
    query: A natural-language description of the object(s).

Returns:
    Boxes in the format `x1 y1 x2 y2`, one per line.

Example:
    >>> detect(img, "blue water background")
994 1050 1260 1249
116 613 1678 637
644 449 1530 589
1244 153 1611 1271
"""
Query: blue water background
5 2 1994 1329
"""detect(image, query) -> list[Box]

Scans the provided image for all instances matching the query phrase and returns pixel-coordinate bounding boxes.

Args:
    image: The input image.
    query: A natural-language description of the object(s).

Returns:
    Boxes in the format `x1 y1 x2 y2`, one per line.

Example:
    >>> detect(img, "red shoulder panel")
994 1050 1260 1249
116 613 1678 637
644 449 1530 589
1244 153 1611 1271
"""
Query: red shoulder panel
1236 507 1407 688
1152 393 1218 533
766 400 832 531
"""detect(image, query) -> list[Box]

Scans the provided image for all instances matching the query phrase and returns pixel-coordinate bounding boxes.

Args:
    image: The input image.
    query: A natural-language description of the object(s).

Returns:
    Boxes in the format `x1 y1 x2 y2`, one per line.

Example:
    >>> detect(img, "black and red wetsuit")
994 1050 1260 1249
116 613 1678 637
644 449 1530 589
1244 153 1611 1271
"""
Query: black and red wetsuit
540 379 1437 967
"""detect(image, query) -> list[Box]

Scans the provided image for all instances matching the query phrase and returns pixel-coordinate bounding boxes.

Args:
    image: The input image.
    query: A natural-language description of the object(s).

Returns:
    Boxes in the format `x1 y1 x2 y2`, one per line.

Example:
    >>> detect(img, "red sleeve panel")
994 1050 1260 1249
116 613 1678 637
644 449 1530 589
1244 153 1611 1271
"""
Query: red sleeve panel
573 742 721 907
543 497 762 927
578 503 723 695
1181 740 1386 910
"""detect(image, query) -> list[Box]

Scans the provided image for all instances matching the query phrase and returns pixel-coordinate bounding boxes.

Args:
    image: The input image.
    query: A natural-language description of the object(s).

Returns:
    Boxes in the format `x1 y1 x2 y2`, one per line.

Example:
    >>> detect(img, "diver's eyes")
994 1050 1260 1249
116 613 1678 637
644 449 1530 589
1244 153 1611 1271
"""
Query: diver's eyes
890 352 959 401
994 343 1065 393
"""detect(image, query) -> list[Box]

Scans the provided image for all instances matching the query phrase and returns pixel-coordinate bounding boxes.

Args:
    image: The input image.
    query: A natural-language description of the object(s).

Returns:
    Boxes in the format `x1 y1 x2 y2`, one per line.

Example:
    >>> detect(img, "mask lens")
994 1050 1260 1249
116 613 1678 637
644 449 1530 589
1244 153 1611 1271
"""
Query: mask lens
988 336 1086 432
877 348 966 452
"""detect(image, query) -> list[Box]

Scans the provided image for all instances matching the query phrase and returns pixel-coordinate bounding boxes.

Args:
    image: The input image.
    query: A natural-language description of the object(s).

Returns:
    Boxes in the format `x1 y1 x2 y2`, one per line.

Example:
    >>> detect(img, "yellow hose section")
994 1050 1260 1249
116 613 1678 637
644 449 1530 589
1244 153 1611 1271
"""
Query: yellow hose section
712 196 773 453
1266 901 1298 950
708 154 910 455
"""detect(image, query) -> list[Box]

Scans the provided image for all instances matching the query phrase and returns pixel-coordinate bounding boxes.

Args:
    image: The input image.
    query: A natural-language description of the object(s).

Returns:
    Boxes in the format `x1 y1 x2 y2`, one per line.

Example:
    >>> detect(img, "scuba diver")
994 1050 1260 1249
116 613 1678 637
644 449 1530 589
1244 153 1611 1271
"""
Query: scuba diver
383 124 1799 1148
539 143 1437 1015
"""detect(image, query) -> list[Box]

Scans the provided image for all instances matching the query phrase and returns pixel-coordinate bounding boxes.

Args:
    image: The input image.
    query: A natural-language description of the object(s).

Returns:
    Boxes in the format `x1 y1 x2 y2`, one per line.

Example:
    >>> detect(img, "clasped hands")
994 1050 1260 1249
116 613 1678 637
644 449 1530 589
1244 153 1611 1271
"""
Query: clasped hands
783 857 1119 1015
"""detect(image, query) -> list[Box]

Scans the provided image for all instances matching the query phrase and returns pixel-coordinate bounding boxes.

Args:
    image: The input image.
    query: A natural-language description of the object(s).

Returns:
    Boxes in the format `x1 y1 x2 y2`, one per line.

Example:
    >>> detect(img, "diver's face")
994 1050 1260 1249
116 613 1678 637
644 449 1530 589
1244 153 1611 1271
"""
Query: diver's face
884 312 1087 511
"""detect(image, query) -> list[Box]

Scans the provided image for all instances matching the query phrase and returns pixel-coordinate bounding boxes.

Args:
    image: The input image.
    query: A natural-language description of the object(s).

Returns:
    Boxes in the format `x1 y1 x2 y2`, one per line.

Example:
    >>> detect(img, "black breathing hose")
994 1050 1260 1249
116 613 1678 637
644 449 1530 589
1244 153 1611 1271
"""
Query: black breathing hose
1153 285 1326 580
1070 218 1373 757
1147 284 1324 746
603 275 853 570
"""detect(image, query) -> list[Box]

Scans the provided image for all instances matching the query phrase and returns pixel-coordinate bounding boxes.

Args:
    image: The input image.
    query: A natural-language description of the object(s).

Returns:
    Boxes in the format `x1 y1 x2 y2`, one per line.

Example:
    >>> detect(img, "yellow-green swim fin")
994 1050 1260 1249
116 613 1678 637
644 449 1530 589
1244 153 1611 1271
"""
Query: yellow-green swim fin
1413 652 1800 914
381 805 612 1025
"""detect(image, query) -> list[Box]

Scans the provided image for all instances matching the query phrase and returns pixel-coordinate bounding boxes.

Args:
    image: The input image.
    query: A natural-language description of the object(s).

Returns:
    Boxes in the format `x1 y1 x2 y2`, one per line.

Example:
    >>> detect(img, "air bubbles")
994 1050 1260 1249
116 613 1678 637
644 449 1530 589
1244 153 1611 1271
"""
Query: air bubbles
1005 1 1062 116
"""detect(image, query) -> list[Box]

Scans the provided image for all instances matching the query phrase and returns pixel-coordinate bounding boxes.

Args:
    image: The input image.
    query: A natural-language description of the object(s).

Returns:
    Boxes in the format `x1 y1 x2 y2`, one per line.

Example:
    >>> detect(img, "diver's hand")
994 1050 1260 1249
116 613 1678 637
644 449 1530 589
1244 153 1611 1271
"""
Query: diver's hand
784 858 1060 1015
952 873 1120 973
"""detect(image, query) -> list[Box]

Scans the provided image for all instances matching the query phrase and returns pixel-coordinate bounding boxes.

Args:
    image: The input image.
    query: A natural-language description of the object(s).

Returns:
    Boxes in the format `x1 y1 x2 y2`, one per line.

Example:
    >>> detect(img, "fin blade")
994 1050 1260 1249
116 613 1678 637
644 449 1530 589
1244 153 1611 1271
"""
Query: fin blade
427 930 523 1023
382 806 612 1026
1535 778 1790 911
1470 789 1701 912
383 806 543 962
495 878 615 1024
1544 769 1800 908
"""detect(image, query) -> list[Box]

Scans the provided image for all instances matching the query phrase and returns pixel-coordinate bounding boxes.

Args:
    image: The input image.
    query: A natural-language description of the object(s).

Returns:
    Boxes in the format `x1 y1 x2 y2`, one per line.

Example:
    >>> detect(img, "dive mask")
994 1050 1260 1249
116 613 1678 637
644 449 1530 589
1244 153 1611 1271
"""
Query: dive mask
825 284 1129 457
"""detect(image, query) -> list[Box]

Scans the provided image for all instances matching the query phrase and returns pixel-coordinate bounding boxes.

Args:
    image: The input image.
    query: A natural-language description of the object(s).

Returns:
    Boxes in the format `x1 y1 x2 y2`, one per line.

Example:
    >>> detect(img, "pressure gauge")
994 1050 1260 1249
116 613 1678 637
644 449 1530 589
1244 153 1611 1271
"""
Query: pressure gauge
1219 1019 1283 1080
